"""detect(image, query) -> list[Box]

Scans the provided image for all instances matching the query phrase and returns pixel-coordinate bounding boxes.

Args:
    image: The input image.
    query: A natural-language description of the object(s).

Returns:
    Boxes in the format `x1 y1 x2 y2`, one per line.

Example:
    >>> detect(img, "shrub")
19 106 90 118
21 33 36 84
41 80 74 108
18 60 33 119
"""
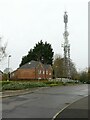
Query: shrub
2 81 48 90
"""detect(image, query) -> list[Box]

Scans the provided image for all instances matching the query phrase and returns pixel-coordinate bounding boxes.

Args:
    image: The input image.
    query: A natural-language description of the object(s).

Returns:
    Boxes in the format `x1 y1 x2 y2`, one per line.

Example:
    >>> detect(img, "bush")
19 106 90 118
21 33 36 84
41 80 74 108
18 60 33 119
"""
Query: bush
1 80 78 91
2 81 48 90
49 84 58 87
44 81 62 85
2 81 10 86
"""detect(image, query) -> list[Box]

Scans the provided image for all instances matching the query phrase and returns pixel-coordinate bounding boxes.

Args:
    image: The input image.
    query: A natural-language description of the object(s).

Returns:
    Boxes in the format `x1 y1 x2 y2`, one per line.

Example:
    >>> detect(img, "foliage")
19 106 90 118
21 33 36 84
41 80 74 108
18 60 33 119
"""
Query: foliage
1 80 10 85
78 69 88 83
53 54 63 78
2 81 48 90
1 80 78 91
20 40 54 67
2 73 8 81
69 60 78 80
88 67 90 83
53 54 78 79
1 79 81 91
44 81 62 85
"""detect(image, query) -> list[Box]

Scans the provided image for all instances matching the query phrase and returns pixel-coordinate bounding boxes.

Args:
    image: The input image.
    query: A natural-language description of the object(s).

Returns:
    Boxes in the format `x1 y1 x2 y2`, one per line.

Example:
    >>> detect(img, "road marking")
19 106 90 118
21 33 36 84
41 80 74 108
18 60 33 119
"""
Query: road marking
52 104 70 120
52 95 88 120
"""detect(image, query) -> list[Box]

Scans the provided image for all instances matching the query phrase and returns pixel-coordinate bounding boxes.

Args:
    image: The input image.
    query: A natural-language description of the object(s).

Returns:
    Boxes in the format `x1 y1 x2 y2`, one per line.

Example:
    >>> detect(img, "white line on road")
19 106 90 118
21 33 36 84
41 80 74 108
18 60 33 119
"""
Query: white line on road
52 95 88 120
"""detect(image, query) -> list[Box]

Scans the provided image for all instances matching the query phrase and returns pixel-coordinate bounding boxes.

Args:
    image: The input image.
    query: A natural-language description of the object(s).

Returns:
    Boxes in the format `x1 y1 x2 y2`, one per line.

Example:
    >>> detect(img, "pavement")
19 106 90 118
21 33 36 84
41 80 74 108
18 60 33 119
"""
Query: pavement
1 87 43 98
53 96 89 119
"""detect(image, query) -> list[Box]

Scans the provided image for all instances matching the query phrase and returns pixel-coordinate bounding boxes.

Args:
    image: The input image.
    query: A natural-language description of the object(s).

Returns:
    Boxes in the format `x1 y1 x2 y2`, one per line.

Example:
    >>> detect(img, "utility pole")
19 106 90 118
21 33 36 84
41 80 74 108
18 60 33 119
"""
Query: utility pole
7 55 11 81
62 11 71 79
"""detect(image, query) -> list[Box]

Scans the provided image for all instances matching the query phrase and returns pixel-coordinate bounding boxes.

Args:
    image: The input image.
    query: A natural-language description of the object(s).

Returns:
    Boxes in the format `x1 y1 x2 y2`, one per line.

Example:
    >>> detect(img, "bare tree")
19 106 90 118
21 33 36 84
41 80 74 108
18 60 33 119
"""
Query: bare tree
53 54 78 79
53 54 63 78
0 37 7 61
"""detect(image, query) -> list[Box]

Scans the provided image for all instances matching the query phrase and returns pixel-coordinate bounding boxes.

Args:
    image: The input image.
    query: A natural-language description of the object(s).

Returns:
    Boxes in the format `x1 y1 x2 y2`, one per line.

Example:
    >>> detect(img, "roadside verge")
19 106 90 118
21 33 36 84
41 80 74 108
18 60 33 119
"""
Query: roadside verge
1 87 47 98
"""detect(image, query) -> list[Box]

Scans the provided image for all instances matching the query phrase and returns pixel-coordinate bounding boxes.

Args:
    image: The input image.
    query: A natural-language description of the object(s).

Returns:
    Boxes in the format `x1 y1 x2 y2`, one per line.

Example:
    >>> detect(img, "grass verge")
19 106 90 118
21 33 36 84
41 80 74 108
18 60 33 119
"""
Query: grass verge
0 80 79 91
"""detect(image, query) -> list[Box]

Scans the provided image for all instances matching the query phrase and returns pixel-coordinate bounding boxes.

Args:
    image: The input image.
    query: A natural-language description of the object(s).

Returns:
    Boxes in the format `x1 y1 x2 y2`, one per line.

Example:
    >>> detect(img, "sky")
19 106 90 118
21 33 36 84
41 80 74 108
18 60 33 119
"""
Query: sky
0 0 88 72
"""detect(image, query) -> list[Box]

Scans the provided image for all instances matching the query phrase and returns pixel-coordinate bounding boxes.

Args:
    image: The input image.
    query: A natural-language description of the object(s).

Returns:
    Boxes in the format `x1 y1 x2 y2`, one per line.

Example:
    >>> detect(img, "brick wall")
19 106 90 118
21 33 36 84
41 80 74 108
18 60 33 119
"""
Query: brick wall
10 65 53 80
17 69 35 79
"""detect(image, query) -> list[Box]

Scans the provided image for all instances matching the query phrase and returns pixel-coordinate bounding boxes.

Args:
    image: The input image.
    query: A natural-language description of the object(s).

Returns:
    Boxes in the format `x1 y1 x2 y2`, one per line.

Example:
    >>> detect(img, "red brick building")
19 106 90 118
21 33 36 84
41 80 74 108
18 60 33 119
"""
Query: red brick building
10 60 53 80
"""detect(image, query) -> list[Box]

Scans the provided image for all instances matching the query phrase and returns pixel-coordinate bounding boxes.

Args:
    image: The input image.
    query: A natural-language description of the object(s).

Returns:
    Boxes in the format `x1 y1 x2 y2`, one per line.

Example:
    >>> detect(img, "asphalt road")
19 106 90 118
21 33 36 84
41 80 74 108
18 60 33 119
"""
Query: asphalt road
2 84 88 118
55 96 88 119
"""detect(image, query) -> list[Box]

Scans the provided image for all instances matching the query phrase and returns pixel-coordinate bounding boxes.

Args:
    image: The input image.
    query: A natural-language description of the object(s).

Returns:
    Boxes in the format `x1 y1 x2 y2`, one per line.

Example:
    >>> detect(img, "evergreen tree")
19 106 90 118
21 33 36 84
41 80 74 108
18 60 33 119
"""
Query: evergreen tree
20 40 54 67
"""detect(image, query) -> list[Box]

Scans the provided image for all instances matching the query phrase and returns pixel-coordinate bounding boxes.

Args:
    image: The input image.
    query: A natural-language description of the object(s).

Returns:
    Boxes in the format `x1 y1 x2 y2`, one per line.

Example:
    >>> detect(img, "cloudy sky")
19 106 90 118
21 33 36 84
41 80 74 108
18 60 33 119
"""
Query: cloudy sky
0 0 88 72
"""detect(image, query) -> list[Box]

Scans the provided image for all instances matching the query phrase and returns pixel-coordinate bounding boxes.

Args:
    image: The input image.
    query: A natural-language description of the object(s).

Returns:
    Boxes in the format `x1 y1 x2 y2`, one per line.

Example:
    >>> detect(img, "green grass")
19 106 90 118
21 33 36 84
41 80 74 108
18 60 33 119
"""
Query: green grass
0 80 80 91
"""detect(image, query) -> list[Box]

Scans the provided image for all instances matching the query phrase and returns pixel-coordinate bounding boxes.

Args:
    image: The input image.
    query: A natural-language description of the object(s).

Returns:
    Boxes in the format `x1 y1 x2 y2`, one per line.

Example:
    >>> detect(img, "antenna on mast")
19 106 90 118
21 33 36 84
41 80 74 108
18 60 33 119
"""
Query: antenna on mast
62 11 71 79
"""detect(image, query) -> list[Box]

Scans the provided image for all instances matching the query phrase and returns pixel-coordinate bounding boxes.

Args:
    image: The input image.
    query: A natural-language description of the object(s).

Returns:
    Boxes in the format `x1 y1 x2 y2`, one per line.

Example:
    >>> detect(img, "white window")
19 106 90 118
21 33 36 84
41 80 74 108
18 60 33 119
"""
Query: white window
49 72 51 75
46 71 48 75
43 71 45 74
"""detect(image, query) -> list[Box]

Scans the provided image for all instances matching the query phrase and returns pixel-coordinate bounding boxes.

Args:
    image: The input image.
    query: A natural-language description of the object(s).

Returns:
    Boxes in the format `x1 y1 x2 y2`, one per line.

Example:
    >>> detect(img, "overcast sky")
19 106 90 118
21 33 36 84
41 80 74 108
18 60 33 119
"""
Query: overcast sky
0 0 88 72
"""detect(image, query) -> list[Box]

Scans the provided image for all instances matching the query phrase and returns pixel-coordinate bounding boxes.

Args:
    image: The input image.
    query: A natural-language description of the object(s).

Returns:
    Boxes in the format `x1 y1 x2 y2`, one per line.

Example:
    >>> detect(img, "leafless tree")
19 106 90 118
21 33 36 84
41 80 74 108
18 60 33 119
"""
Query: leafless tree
53 54 78 79
0 37 7 61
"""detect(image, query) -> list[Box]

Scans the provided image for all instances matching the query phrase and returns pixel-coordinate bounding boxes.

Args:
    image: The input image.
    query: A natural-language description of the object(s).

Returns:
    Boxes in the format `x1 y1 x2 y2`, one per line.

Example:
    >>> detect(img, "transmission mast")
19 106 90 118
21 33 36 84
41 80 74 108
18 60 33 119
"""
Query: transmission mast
62 11 71 78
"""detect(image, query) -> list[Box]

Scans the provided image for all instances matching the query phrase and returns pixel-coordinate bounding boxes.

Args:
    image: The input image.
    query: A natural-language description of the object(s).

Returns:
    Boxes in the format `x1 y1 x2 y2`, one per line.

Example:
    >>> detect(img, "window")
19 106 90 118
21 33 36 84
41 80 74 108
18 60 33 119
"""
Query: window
49 72 51 75
46 70 48 75
38 70 41 74
43 71 45 74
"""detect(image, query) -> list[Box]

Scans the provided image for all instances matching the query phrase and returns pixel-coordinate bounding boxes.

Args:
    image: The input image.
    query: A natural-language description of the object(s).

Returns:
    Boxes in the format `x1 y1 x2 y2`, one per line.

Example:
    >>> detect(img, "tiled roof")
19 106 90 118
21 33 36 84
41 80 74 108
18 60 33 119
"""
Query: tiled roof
19 60 52 69
20 60 41 69
43 64 52 69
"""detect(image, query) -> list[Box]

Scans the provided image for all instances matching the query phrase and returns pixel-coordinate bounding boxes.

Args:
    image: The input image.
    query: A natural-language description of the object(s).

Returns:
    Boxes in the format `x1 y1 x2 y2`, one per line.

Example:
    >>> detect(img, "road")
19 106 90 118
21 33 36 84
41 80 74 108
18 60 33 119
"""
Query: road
55 96 88 119
2 84 88 118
